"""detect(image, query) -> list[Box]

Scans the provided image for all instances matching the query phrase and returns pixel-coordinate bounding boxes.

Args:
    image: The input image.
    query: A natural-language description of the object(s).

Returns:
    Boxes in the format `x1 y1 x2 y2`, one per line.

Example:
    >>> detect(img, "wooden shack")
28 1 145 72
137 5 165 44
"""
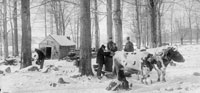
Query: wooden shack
39 35 76 59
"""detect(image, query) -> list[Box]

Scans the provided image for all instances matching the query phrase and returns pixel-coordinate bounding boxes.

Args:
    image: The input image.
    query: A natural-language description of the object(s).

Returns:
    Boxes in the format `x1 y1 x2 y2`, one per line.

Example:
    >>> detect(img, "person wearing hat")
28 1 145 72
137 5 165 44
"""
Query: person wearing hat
105 37 117 73
124 37 134 52
107 37 115 52
96 45 110 79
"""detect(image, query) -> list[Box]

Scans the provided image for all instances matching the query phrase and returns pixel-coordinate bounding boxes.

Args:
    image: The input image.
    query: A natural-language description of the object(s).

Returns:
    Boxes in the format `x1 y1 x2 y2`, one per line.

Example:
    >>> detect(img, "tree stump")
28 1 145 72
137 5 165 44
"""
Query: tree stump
58 77 70 84
106 79 129 91
27 66 39 71
106 69 129 91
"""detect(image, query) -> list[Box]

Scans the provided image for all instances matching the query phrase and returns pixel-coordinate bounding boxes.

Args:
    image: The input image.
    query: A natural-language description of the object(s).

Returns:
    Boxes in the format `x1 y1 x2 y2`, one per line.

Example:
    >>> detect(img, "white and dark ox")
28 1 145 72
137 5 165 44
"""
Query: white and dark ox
111 47 185 87
112 51 153 85
147 47 185 82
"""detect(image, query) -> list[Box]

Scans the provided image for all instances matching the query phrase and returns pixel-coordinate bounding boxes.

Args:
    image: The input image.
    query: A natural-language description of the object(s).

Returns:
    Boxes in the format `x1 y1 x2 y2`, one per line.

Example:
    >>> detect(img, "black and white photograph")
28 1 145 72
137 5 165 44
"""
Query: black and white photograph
0 0 200 93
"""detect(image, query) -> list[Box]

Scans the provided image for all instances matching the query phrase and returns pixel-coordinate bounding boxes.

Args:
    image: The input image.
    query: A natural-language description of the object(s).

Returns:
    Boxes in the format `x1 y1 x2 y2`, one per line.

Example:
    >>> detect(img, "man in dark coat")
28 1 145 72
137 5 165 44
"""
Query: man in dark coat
105 37 117 72
35 48 46 69
96 45 110 78
124 37 134 52
107 37 115 52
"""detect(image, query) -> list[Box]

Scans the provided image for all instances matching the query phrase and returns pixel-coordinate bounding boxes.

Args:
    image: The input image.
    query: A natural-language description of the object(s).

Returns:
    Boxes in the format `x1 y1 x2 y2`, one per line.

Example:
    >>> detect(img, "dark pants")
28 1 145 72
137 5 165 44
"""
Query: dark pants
40 60 44 69
105 57 113 72
97 62 104 77
36 60 44 69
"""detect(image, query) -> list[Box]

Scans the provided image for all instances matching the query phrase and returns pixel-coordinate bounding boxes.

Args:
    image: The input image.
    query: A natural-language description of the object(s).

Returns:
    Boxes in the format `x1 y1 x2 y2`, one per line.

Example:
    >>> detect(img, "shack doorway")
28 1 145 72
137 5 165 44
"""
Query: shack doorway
46 47 52 59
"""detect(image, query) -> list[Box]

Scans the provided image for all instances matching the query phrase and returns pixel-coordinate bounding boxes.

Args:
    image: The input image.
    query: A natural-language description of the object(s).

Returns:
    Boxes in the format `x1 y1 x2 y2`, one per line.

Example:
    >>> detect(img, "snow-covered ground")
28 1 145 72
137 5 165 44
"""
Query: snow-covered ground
1 45 200 93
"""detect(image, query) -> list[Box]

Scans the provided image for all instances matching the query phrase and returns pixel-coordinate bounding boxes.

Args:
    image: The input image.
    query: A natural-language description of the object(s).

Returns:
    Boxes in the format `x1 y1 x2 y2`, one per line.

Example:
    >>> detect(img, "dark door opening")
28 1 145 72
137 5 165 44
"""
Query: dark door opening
46 47 51 59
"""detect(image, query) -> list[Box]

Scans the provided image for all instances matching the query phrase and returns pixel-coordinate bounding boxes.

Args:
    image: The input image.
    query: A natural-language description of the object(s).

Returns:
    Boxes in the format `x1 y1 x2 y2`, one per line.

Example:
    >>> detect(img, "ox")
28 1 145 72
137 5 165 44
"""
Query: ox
112 51 153 85
147 47 185 82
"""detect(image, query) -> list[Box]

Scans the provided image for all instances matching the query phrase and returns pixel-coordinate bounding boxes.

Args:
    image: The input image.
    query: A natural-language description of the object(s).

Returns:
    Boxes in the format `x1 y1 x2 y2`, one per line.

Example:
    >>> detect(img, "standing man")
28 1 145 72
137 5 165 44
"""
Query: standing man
124 37 134 52
96 45 110 79
105 37 116 72
107 37 114 51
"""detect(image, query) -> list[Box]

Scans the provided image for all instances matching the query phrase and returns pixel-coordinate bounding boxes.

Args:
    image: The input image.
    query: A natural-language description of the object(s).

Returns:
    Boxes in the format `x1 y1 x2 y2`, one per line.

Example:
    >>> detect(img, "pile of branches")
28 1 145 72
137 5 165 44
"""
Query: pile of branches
2 58 18 66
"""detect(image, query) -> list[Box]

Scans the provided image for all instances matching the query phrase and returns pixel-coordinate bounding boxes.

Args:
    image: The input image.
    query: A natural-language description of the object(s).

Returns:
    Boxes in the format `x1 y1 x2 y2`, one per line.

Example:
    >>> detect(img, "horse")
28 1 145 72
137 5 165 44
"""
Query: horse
147 47 185 82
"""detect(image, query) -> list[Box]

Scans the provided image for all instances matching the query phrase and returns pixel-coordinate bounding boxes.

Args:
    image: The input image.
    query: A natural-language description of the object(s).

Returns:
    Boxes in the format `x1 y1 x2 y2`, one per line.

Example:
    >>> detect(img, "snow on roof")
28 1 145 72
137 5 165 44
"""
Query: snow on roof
50 35 75 46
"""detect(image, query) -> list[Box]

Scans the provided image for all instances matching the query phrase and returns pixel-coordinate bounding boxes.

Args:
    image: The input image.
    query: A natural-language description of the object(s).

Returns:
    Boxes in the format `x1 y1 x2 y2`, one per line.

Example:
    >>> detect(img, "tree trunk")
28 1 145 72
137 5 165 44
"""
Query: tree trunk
197 30 199 44
0 8 2 56
158 11 162 47
3 0 8 59
145 4 149 47
50 14 54 34
146 16 149 47
107 0 113 41
9 0 14 56
58 1 63 35
113 0 123 50
157 0 163 47
170 6 174 45
52 1 59 35
77 15 80 49
135 0 141 49
189 14 192 44
21 0 32 68
61 9 65 35
149 0 157 48
196 18 199 44
180 37 183 45
80 0 93 76
44 2 47 37
94 0 100 51
13 0 19 56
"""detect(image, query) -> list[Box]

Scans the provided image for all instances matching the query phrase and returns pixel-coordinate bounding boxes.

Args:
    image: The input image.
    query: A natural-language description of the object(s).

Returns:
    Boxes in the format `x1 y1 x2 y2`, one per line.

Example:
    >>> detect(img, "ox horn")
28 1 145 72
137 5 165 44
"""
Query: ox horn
172 47 178 51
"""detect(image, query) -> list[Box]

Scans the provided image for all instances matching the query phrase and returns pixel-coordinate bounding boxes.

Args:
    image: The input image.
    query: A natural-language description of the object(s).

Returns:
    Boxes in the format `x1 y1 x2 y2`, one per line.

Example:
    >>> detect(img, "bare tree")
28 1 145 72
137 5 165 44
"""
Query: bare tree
9 0 14 56
145 5 150 47
49 0 61 35
135 0 141 49
0 4 2 56
170 3 174 45
76 15 80 49
157 0 163 46
3 0 8 59
79 0 93 76
94 0 100 51
113 0 123 50
148 0 158 48
21 0 32 68
195 16 199 44
107 0 113 41
184 0 193 44
175 17 188 45
44 1 47 37
50 12 54 34
48 0 77 35
13 0 19 56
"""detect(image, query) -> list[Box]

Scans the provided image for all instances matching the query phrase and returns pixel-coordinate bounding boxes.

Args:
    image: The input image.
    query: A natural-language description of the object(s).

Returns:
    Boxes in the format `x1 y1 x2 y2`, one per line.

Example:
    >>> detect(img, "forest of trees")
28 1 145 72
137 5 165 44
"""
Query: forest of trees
0 0 200 75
